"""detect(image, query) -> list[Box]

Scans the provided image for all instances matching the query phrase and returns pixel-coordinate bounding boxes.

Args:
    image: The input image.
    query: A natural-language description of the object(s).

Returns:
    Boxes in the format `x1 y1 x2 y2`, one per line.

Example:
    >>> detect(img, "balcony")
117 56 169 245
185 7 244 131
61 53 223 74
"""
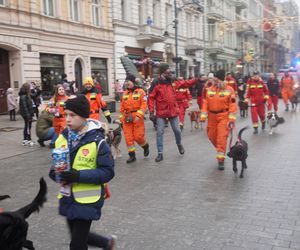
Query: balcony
136 25 166 43
185 37 204 51
207 6 224 20
232 0 248 10
206 40 224 55
183 0 204 12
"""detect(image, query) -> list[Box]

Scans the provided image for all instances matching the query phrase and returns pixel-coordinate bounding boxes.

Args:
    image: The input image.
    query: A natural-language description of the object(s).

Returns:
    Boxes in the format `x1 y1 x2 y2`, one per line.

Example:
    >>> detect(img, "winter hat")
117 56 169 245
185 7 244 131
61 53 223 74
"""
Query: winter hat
84 76 94 86
158 63 170 74
64 94 90 118
6 88 13 94
207 73 214 79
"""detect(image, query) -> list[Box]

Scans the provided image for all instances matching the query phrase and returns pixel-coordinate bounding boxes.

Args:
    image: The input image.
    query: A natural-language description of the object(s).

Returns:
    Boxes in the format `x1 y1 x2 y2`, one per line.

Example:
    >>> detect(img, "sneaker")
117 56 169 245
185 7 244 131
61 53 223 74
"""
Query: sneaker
38 139 45 147
49 142 55 149
22 140 28 146
105 235 117 250
177 144 185 155
27 141 35 147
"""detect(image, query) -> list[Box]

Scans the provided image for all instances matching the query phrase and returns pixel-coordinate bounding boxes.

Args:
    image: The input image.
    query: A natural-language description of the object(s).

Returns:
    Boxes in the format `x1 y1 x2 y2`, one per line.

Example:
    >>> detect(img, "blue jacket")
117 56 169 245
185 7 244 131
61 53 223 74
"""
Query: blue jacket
49 120 115 220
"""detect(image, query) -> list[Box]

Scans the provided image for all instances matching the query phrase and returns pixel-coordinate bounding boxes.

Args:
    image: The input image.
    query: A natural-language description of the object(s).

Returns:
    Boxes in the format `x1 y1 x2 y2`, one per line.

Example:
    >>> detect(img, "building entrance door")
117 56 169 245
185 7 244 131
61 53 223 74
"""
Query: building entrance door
0 48 10 113
75 59 83 92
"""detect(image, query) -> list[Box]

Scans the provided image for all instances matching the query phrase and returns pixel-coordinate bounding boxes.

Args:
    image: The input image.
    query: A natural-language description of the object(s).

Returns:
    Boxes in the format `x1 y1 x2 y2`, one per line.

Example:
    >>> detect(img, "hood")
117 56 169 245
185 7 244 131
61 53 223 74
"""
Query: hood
6 88 13 94
86 119 105 133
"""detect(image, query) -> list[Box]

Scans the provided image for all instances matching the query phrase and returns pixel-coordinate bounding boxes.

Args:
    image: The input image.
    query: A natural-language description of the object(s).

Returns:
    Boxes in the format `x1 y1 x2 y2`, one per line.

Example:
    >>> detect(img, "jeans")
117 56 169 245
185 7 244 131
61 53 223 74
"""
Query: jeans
22 117 32 141
9 109 16 120
156 116 181 153
67 219 109 250
41 127 57 143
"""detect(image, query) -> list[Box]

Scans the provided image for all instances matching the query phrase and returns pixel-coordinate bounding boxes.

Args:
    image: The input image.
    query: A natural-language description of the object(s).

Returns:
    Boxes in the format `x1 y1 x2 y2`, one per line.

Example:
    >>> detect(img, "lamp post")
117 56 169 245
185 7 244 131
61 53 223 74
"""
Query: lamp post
174 0 179 78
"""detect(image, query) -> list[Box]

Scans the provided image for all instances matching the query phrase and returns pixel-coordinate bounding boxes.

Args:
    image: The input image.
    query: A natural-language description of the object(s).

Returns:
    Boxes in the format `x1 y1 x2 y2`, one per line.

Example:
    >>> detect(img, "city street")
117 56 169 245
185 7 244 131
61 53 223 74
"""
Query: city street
0 102 300 250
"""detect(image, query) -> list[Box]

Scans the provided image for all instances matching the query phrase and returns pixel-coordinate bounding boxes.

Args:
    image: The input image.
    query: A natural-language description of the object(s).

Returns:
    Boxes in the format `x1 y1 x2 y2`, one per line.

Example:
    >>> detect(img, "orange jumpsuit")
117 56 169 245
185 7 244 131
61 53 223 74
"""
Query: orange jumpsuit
120 88 148 153
85 91 111 120
48 95 68 135
224 77 237 94
201 85 237 163
280 76 294 106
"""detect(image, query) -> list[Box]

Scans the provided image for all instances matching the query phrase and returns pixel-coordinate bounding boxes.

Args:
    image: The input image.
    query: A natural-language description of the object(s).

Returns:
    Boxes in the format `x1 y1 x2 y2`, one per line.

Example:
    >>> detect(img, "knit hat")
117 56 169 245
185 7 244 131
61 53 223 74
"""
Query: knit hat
158 63 169 74
84 76 94 86
64 94 90 118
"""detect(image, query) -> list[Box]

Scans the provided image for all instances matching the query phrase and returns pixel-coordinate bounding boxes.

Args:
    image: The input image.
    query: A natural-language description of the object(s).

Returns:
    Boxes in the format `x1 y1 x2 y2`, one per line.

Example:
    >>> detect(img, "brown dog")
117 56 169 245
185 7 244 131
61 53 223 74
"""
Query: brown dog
187 110 201 131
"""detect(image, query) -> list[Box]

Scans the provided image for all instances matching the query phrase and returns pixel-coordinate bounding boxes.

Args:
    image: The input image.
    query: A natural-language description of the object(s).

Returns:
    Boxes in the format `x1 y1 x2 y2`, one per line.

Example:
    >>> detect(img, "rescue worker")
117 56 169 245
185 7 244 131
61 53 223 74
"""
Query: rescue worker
148 63 197 162
195 74 207 110
245 71 269 134
202 73 215 98
267 73 280 113
175 79 193 130
47 84 68 136
224 72 237 95
82 77 112 123
119 75 150 163
200 76 237 170
280 71 294 111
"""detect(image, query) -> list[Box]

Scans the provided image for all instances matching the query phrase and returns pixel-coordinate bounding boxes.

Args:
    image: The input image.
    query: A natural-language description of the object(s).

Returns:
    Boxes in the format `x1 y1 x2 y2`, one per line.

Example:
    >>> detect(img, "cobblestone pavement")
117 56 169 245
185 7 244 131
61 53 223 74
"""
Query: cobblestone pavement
0 102 300 250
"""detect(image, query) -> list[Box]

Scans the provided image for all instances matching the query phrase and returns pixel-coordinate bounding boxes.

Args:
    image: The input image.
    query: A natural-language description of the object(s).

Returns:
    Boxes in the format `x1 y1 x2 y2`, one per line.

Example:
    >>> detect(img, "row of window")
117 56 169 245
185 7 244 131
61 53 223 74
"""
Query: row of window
0 0 102 27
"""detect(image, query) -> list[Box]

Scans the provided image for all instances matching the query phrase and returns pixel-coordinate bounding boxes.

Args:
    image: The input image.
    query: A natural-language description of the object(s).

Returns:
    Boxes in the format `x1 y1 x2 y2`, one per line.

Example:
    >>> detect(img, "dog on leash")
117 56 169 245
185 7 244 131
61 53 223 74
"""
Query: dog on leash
187 109 201 131
227 127 249 178
0 178 47 250
104 120 122 159
238 100 248 117
267 112 285 135
290 95 298 111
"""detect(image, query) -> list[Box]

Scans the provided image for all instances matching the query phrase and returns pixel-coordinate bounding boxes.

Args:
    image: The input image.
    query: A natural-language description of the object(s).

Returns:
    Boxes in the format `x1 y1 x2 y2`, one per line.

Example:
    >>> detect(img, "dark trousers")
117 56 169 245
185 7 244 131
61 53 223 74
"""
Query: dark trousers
67 219 109 250
22 117 32 140
9 109 16 121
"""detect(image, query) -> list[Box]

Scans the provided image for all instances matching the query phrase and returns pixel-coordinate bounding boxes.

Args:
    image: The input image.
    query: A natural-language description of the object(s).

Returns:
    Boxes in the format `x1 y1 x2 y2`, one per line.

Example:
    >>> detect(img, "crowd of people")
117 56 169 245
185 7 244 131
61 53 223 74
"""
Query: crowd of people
4 64 299 249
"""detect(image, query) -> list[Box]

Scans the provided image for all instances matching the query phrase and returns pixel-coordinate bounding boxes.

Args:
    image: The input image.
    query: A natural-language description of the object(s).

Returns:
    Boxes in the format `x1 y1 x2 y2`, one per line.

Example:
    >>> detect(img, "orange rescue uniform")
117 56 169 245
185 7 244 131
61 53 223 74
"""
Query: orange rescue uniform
201 85 237 163
120 88 148 152
85 91 111 120
48 95 68 135
280 76 294 106
224 76 238 94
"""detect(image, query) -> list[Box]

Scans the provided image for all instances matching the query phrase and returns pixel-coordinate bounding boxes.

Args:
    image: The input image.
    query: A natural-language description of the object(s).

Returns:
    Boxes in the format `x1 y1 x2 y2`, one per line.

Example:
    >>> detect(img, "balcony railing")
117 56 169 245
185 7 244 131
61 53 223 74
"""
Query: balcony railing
185 37 204 51
206 6 224 20
136 24 166 43
206 40 224 54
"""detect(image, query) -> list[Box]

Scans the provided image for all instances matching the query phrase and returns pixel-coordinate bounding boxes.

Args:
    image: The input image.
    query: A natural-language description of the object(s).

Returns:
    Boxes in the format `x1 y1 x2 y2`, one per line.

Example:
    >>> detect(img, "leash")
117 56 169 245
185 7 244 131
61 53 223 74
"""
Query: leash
229 123 240 148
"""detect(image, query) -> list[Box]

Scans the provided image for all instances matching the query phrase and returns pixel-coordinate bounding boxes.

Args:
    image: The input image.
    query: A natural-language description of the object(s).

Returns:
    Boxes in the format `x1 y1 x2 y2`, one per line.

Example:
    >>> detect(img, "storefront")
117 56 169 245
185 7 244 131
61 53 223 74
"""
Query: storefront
91 57 109 95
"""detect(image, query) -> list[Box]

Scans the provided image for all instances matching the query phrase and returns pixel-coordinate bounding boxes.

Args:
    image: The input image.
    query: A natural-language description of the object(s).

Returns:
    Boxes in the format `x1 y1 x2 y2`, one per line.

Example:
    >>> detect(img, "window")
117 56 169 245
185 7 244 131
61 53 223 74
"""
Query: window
138 0 145 25
165 3 172 32
92 0 100 26
91 58 108 95
43 0 55 17
0 0 5 6
40 53 65 96
69 0 80 22
153 0 161 27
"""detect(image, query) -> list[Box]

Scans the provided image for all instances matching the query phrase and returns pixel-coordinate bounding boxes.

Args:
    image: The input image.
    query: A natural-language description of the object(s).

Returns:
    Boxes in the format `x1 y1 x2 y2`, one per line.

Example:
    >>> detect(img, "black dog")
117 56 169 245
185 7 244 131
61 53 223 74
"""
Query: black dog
227 127 248 178
238 100 248 118
290 95 298 111
0 178 47 250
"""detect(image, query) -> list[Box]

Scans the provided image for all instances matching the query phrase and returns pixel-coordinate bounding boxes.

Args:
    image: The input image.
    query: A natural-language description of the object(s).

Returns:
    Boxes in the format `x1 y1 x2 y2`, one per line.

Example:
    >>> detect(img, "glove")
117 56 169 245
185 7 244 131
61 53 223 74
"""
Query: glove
106 115 112 124
60 170 79 184
227 121 235 129
149 112 156 122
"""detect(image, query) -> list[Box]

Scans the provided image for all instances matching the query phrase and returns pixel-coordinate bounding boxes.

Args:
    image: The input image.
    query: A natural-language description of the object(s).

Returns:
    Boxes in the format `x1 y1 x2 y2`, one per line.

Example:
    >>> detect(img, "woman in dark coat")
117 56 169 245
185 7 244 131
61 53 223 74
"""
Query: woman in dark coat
19 83 34 146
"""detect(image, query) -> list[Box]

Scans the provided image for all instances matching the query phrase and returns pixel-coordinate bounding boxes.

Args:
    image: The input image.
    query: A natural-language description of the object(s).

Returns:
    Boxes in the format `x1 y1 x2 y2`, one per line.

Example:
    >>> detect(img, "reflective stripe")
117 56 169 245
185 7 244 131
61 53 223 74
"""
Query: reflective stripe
73 189 101 198
128 146 136 152
250 85 256 88
104 110 111 116
200 114 207 119
253 123 259 128
216 152 225 159
137 110 144 116
264 95 269 100
119 114 124 119
207 91 216 95
228 114 236 120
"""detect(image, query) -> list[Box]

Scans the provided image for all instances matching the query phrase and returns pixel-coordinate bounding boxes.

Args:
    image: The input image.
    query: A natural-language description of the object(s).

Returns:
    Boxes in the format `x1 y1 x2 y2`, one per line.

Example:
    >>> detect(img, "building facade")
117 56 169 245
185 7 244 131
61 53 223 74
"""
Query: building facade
0 0 114 113
113 0 205 82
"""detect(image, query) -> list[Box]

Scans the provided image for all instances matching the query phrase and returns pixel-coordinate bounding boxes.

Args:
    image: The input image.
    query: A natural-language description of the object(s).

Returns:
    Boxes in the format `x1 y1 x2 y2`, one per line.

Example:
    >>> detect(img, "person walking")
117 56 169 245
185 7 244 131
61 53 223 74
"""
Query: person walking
200 76 238 170
49 95 116 250
148 63 196 162
280 71 294 111
36 109 57 148
224 72 237 95
195 75 207 110
119 75 149 163
30 82 42 119
267 73 280 113
114 79 123 102
82 77 111 123
245 71 269 134
6 88 17 121
47 84 69 136
19 83 35 146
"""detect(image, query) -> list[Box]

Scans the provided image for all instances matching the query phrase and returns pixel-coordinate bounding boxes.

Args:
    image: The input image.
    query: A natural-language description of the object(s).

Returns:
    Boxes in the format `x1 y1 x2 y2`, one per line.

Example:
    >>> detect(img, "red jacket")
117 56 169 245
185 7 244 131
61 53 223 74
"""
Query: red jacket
175 87 192 109
148 77 196 118
246 78 269 106
224 77 237 92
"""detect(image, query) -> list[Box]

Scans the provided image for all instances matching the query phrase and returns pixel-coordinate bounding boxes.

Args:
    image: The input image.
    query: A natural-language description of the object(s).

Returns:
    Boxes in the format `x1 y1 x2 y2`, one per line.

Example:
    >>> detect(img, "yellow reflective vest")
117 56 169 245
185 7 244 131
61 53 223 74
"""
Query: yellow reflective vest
55 135 104 204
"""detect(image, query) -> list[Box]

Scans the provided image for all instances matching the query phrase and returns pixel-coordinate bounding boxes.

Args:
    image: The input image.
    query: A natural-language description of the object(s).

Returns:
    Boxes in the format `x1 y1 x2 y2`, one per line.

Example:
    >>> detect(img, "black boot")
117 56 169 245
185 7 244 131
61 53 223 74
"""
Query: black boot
155 153 163 162
142 143 150 157
37 139 45 147
218 161 225 170
285 104 289 111
126 152 136 163
253 127 258 134
262 121 266 130
177 144 185 155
